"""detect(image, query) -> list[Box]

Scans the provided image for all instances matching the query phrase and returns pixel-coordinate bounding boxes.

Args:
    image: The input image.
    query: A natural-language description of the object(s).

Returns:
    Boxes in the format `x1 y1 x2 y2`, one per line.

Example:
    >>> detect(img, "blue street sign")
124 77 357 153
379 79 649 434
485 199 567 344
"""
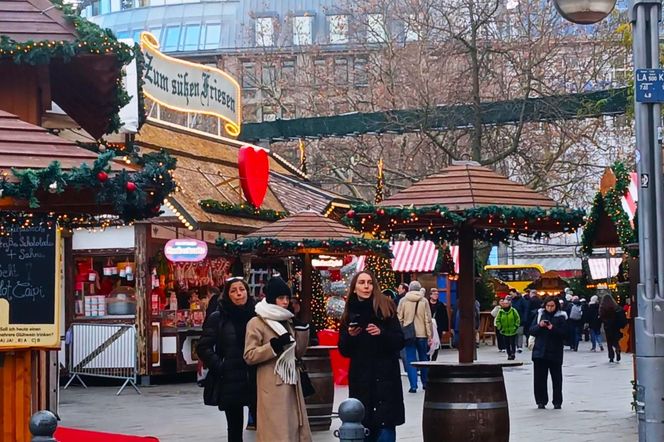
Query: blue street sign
635 69 664 103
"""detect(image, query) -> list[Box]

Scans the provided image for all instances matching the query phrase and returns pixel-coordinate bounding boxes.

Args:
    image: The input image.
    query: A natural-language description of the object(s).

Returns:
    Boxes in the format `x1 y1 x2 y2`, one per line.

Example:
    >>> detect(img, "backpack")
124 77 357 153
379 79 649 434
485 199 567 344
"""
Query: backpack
570 304 583 321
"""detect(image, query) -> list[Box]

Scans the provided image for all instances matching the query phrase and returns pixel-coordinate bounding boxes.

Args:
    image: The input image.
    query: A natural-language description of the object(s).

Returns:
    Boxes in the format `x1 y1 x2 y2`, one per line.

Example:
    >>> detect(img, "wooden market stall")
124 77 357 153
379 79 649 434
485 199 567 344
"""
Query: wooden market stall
581 162 639 354
65 119 356 380
526 270 569 296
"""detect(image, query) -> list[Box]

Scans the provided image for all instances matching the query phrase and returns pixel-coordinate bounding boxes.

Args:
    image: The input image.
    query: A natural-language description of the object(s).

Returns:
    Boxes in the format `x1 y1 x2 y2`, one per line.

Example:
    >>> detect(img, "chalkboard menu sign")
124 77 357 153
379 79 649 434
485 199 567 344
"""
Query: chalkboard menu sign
0 225 60 349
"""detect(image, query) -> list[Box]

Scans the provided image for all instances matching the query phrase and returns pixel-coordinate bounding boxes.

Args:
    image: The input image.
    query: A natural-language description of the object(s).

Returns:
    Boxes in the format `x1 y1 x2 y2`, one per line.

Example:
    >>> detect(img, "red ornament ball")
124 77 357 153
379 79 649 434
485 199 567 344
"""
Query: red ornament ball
126 181 137 192
346 209 355 218
377 208 385 216
151 206 161 214
97 171 108 182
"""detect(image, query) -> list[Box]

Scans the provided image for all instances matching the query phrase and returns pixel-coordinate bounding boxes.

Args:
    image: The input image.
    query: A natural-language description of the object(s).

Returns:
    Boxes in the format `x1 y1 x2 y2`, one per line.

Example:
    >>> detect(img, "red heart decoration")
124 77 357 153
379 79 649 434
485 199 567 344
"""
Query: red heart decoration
238 145 270 207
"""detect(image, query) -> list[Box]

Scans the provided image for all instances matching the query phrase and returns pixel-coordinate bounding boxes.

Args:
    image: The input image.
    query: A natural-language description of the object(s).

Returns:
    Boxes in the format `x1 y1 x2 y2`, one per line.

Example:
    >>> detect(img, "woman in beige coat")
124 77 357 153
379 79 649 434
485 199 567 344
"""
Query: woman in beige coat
244 276 312 442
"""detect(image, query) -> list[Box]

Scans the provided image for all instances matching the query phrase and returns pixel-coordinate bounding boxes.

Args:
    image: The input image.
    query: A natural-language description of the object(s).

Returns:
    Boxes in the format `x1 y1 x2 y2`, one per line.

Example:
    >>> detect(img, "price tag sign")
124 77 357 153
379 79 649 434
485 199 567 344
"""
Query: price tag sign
636 69 664 103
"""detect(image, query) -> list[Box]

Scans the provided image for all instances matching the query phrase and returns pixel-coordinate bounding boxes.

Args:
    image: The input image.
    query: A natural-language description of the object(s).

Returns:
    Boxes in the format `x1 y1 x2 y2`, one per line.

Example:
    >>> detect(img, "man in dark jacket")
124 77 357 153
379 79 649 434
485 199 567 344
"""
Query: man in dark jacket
510 290 528 353
529 296 568 409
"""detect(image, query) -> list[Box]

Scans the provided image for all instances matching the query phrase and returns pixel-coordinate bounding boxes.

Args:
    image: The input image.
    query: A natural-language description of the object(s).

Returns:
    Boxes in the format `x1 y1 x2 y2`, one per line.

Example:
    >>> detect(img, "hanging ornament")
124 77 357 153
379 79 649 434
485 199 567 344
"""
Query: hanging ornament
126 181 137 192
238 145 269 207
346 209 356 218
97 171 108 182
48 182 58 194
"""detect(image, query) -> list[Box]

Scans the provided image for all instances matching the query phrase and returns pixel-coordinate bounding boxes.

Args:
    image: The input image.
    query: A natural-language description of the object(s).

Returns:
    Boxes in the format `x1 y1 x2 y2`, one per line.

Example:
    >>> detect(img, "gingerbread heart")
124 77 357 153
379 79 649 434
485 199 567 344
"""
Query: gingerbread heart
238 145 270 207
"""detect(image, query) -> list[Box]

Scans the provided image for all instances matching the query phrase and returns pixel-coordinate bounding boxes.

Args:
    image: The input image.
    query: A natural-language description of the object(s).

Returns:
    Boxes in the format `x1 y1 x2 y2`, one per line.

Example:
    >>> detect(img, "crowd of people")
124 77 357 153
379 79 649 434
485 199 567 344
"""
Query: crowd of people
196 271 630 441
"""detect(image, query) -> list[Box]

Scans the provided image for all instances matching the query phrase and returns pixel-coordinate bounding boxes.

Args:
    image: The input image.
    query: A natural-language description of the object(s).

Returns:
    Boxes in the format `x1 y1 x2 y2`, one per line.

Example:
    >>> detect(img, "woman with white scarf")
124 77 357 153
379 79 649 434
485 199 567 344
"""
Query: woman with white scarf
244 276 312 442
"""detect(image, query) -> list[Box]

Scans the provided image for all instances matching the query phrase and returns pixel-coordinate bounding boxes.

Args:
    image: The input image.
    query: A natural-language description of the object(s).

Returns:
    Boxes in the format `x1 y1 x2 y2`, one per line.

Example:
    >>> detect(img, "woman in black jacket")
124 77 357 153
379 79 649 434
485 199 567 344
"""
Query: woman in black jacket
428 287 449 360
599 293 627 363
197 277 256 442
339 270 405 442
585 295 604 352
529 296 568 410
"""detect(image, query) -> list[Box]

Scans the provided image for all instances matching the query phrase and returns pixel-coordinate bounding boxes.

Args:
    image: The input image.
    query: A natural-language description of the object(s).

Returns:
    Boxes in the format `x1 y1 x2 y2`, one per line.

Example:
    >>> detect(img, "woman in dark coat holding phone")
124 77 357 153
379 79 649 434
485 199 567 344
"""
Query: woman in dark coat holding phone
529 296 568 410
339 270 405 442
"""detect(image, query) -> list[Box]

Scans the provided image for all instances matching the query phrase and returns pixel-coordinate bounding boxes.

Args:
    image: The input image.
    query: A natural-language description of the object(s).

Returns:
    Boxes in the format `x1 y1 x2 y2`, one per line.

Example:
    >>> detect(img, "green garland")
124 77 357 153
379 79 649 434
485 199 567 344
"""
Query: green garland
0 0 135 135
133 43 147 130
215 237 392 257
581 161 637 255
344 203 584 245
0 150 176 222
199 199 288 221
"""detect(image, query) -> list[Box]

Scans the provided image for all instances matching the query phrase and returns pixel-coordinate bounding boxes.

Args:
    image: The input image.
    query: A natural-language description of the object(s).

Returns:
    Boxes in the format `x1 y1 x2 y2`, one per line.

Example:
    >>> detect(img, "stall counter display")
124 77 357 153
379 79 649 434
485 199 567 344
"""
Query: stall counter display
73 256 136 319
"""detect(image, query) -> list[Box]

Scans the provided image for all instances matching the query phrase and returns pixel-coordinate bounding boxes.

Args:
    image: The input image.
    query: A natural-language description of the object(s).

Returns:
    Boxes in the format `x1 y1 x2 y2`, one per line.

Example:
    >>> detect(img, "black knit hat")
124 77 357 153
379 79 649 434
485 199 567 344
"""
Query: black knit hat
265 276 291 304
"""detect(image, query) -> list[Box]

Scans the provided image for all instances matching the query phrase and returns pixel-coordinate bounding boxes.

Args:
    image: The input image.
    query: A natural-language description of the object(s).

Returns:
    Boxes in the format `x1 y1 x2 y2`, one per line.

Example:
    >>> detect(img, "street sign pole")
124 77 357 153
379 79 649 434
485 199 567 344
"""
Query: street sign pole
632 1 664 440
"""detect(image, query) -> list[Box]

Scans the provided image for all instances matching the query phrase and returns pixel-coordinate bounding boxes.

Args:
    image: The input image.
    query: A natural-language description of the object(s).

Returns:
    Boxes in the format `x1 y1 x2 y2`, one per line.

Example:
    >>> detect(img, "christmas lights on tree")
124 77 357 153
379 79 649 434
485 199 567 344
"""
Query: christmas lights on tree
311 269 328 331
364 158 397 292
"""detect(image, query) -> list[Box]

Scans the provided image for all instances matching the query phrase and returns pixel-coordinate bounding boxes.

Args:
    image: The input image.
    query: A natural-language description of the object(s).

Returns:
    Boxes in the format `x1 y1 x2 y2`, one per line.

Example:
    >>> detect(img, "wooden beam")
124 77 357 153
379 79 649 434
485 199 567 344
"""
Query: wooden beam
457 224 475 364
301 253 313 325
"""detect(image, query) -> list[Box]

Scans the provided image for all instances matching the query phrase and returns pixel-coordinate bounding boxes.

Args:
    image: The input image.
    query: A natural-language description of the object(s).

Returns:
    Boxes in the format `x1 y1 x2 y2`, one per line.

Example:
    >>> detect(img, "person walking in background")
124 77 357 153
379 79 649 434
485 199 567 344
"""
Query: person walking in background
197 277 256 442
397 280 433 393
599 294 628 363
567 296 584 351
586 295 604 352
491 299 506 352
495 296 520 360
244 277 312 442
529 296 568 409
428 287 449 360
511 290 528 353
396 283 409 304
339 270 405 442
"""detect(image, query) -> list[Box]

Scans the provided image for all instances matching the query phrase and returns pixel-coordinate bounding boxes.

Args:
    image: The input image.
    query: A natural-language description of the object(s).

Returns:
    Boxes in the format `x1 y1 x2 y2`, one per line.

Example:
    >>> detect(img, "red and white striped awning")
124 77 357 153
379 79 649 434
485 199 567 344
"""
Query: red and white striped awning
357 241 459 273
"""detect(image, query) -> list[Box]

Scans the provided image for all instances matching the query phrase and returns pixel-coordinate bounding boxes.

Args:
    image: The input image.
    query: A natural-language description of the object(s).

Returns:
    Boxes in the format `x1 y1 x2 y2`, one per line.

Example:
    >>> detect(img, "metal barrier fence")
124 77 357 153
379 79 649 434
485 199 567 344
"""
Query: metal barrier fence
63 323 140 395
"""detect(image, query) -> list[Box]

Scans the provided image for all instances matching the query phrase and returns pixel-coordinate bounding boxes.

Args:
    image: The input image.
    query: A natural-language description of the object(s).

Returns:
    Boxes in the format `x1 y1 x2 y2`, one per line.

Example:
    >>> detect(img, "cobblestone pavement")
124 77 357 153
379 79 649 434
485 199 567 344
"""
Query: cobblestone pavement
59 340 637 441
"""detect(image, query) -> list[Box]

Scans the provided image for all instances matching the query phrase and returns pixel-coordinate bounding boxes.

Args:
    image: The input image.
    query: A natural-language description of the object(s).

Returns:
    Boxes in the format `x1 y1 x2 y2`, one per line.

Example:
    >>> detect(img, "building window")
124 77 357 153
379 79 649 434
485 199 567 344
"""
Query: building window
242 62 256 89
262 106 277 122
328 15 348 44
367 13 386 43
116 30 131 39
281 59 296 86
314 59 327 85
262 64 277 89
120 0 133 10
334 58 348 84
183 24 201 50
163 26 181 52
256 17 274 47
354 57 368 86
149 27 162 42
203 23 221 49
293 15 313 45
405 14 420 41
100 0 111 14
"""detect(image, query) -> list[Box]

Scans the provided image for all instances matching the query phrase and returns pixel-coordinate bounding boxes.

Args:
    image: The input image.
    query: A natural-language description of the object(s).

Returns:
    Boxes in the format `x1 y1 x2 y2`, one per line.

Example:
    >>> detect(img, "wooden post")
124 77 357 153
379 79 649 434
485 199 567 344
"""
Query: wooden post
458 224 475 364
301 253 313 325
134 224 149 376
0 350 32 441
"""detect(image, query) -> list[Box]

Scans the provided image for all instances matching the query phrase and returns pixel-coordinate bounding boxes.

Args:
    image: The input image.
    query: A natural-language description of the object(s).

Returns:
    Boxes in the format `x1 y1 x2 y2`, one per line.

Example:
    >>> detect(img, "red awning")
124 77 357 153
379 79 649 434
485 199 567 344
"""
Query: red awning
357 241 458 273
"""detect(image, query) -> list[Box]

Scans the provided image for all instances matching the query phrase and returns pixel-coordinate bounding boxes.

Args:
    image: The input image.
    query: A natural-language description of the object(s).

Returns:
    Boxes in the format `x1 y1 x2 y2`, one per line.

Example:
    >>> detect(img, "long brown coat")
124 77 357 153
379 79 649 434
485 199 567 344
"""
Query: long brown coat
244 316 312 442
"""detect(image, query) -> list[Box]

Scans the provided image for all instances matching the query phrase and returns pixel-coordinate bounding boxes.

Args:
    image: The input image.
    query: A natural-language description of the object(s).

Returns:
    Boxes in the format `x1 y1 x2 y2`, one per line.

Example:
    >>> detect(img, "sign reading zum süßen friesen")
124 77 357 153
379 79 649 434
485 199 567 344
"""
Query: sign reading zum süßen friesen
140 31 242 137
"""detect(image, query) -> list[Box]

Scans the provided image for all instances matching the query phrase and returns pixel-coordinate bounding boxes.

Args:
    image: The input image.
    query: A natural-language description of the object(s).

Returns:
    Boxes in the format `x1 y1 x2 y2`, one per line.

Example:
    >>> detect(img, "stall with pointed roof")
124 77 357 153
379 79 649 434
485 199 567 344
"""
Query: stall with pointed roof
345 162 584 363
216 210 390 323
0 1 175 436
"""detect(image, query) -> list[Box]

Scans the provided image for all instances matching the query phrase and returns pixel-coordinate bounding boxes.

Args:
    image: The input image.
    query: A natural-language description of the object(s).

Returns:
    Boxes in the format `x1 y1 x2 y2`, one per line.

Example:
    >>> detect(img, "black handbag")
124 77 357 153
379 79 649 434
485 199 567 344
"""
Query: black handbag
203 374 223 406
298 359 316 398
401 299 421 344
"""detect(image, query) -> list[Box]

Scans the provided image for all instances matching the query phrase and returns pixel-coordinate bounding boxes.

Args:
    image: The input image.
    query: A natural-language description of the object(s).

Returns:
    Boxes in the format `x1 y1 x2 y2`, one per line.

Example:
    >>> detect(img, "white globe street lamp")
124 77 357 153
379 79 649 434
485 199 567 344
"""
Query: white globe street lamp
552 0 617 24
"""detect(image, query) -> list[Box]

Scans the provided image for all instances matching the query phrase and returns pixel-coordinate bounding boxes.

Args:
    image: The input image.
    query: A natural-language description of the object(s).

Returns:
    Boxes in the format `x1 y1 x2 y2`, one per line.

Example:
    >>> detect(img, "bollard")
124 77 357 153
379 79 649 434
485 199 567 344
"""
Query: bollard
333 398 369 442
29 410 58 442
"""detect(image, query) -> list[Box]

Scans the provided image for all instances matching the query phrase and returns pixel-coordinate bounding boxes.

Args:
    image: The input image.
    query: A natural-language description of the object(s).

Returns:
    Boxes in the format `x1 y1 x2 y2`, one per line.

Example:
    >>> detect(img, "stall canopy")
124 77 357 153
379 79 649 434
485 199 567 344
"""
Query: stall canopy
345 162 584 364
357 241 459 273
135 119 355 233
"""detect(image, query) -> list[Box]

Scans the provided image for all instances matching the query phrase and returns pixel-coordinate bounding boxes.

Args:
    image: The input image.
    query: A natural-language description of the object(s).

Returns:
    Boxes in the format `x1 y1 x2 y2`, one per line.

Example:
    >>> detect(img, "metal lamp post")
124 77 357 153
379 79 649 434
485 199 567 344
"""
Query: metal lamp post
553 0 664 439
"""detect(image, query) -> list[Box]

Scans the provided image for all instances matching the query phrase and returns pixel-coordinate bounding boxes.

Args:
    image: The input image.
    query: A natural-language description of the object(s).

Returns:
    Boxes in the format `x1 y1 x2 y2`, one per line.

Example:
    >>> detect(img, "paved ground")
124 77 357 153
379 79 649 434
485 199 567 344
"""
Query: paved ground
59 340 637 441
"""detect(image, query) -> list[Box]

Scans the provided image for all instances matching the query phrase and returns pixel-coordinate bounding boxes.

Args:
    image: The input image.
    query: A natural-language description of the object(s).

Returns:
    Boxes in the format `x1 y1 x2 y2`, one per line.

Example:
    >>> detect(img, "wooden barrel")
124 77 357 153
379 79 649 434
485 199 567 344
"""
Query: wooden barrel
421 363 511 442
302 345 335 431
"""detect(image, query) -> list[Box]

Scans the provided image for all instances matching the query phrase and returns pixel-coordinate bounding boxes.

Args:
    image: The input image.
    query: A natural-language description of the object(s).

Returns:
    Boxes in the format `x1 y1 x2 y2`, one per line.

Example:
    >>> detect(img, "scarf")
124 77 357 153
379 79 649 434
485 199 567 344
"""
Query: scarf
221 297 255 346
255 299 297 385
347 296 375 327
